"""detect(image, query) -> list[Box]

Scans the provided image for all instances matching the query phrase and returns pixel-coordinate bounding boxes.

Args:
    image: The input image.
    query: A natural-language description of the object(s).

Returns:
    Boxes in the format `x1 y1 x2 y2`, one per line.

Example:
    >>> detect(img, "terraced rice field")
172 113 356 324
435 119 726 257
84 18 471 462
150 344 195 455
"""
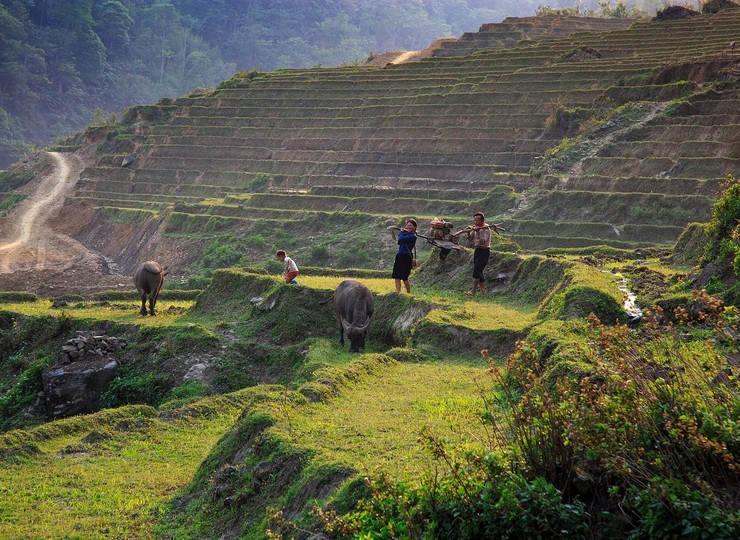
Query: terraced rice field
72 9 740 252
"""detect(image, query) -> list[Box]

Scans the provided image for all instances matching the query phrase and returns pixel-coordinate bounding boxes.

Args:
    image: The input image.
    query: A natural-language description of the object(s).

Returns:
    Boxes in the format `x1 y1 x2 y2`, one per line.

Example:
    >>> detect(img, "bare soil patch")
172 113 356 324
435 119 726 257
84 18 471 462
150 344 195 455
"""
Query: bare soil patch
0 151 127 296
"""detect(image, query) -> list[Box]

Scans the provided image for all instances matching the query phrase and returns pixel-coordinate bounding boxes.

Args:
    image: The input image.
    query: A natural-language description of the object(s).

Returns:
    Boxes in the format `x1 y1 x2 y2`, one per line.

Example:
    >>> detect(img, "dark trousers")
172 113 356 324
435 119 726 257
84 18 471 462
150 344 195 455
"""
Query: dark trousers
473 248 490 281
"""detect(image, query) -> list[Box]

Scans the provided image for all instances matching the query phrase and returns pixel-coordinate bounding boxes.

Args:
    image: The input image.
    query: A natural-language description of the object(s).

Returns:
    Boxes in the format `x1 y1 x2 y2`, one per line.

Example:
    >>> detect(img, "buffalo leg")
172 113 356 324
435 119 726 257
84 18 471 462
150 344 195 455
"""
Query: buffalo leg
149 296 156 316
140 296 148 316
339 323 344 347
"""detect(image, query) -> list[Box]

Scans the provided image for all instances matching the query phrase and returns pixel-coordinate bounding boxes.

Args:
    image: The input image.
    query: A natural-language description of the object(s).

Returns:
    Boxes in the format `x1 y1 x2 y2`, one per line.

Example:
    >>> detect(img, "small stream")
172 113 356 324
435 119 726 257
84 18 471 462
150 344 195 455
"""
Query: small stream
615 272 642 322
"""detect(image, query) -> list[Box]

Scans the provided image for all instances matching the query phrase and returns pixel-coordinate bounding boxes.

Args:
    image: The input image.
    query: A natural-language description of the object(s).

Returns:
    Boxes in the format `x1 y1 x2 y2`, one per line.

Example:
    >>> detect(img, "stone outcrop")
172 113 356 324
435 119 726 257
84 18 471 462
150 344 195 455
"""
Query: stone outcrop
41 332 127 419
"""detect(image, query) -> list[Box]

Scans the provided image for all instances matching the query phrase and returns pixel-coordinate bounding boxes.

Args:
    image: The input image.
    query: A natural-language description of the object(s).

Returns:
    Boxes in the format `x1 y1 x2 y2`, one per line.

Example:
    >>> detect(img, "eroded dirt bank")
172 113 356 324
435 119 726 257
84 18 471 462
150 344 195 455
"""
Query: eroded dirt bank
0 151 127 296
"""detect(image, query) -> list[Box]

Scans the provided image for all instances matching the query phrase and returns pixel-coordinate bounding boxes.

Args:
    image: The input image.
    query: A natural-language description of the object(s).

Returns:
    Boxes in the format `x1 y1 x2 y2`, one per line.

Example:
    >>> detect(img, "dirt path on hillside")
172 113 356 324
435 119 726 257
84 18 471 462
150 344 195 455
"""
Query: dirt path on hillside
0 152 126 295
567 102 670 177
391 51 418 64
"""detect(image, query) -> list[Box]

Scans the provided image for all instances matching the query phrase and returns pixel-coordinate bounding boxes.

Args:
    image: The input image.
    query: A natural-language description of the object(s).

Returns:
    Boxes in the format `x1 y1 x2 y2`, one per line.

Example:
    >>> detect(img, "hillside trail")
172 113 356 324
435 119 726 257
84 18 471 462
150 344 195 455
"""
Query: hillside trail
567 101 670 177
0 151 124 294
510 101 670 217
390 51 418 64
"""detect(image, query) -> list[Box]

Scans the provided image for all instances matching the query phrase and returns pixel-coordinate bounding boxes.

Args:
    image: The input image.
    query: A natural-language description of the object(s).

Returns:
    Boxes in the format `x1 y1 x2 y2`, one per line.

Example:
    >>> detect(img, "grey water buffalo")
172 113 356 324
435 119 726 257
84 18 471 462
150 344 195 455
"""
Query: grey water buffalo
133 260 166 316
333 279 374 353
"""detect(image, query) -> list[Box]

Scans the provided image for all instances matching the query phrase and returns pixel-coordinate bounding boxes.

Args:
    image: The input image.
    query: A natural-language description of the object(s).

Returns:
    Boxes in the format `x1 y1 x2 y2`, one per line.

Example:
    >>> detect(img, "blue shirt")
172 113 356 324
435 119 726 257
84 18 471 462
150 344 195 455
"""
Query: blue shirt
397 230 417 256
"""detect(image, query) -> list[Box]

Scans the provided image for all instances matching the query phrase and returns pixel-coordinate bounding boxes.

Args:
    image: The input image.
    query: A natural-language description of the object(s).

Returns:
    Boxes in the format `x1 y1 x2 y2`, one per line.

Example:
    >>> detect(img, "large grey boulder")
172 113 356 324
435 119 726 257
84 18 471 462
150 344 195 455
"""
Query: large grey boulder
42 358 119 419
41 332 126 419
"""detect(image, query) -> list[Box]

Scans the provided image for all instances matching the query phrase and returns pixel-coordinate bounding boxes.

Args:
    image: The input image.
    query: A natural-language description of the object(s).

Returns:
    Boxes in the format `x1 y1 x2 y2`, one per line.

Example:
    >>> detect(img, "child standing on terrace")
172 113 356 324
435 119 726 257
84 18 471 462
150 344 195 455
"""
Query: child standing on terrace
276 250 299 285
391 219 417 294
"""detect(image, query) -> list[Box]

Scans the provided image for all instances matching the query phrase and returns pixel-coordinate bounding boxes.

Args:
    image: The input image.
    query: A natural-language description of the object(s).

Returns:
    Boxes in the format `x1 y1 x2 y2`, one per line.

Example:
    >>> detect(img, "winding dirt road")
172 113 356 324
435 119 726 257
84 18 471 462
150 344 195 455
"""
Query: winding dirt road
0 151 124 294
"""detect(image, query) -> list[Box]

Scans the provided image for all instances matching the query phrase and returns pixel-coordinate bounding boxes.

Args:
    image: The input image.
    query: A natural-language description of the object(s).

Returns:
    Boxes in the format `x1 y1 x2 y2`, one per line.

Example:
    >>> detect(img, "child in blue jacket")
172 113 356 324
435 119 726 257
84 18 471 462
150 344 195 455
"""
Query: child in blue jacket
391 219 417 293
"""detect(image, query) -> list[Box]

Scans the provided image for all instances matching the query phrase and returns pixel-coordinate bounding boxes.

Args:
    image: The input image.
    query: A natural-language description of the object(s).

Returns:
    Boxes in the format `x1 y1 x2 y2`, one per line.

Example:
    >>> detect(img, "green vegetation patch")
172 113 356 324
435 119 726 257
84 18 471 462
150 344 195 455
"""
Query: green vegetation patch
507 255 568 305
299 266 388 278
93 289 202 302
0 310 221 432
0 168 34 191
544 263 624 323
0 192 25 217
98 206 159 225
163 354 491 538
542 244 644 259
671 222 708 268
0 291 38 303
0 390 259 538
603 80 698 105
545 105 598 137
0 312 79 431
0 300 196 327
190 269 278 322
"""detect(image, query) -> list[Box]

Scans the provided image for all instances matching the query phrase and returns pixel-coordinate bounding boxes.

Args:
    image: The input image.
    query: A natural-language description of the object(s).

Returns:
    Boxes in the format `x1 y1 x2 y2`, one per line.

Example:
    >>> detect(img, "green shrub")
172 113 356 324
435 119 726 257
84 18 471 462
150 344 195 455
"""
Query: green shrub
545 105 596 137
672 222 708 267
555 285 624 323
184 274 212 290
0 193 25 217
247 173 270 193
722 281 740 307
0 354 54 431
0 291 38 303
333 464 588 539
162 381 210 407
216 69 263 89
383 347 429 363
626 478 739 540
245 233 268 249
309 244 330 264
200 235 247 270
701 0 736 14
0 169 34 191
699 175 738 273
99 368 171 408
523 310 735 488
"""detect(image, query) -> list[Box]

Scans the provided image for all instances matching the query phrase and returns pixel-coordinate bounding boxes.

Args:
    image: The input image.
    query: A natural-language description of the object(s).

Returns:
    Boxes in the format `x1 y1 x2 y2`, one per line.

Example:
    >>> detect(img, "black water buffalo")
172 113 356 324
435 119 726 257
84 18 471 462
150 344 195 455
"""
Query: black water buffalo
333 279 374 353
133 260 166 316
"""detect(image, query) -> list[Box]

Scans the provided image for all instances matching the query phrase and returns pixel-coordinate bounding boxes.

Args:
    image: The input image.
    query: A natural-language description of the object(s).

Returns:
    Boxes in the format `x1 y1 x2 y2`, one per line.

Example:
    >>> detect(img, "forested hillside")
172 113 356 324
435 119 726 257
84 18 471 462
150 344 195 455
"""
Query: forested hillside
0 0 658 168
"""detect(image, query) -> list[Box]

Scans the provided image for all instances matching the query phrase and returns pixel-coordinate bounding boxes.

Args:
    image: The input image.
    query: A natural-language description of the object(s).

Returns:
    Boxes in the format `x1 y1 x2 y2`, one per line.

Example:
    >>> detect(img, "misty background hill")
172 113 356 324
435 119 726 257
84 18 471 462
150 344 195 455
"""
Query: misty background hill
0 0 662 168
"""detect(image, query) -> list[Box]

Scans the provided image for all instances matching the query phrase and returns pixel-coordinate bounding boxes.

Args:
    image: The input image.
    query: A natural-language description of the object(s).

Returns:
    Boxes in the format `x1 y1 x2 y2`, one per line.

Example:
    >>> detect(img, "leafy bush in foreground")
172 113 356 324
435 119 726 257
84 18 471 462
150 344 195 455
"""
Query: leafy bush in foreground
316 466 589 539
703 174 740 275
325 290 739 538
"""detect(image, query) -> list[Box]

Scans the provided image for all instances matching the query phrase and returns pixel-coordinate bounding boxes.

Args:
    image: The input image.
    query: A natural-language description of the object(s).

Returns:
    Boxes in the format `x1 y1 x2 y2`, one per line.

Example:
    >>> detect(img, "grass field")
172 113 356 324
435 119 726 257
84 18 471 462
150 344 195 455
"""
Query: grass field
0 394 257 539
425 299 539 331
0 300 196 327
272 361 491 481
0 356 490 538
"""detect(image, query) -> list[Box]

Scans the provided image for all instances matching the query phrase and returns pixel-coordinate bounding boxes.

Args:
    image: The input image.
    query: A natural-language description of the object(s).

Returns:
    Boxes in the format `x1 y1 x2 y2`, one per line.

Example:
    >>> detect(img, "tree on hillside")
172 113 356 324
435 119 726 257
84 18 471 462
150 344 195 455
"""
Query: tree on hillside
93 0 134 50
143 1 181 84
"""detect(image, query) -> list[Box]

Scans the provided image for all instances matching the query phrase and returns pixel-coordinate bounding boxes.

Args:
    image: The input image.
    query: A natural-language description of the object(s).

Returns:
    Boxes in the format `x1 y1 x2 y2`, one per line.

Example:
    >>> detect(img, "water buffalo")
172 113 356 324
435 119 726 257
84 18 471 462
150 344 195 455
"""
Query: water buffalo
133 260 166 316
333 279 374 353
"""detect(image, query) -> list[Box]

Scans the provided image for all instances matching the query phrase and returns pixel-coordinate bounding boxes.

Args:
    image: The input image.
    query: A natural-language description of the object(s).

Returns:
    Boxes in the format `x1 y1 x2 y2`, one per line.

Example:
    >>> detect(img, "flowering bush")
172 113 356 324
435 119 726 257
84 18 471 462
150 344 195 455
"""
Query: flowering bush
324 290 739 538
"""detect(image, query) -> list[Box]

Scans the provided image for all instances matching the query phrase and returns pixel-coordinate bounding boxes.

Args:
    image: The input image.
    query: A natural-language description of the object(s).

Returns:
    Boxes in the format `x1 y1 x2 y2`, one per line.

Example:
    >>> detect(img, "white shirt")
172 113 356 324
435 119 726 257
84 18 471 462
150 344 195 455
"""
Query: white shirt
284 257 298 273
